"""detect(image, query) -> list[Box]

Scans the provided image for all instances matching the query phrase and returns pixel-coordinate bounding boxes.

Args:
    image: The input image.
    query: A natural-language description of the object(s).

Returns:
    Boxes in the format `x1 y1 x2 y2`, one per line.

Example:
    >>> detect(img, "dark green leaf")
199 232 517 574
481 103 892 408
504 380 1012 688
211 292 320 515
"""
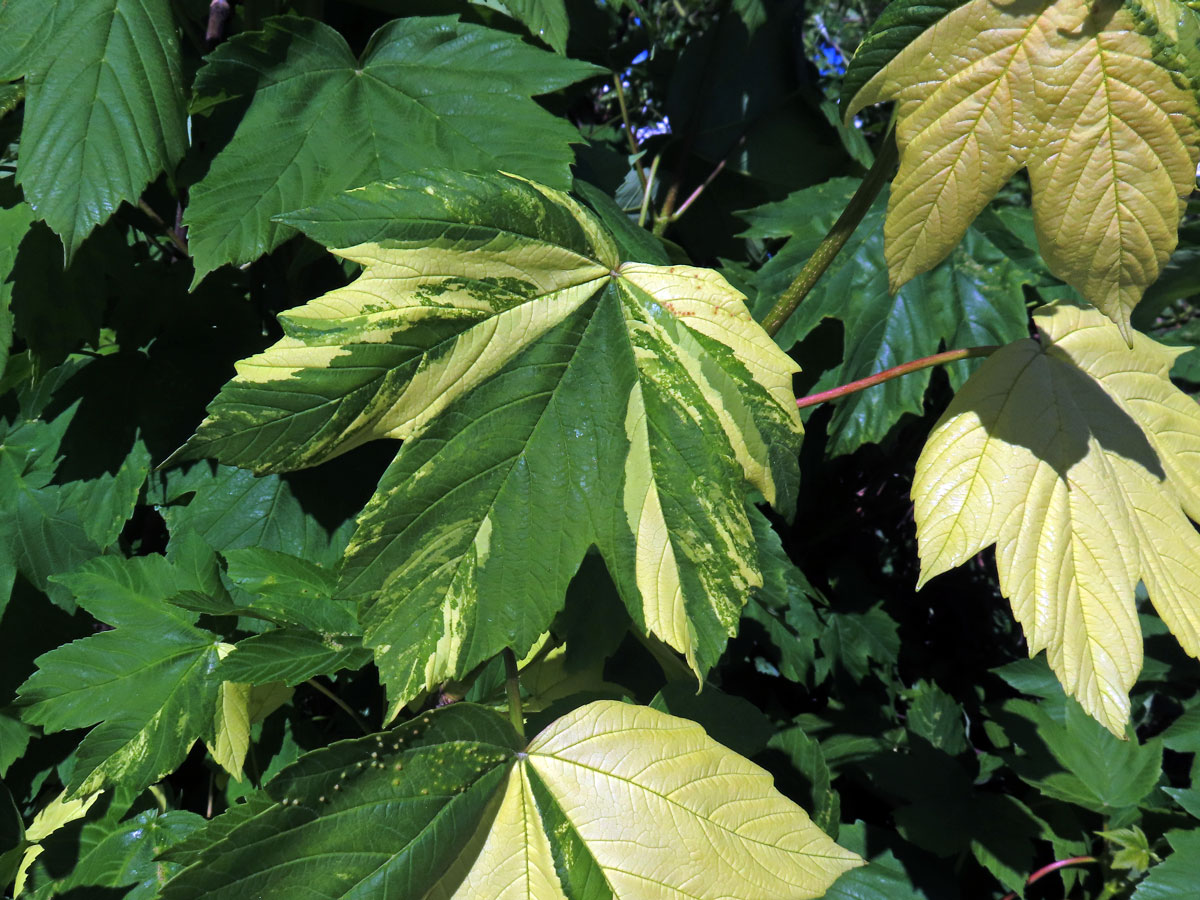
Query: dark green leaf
0 709 33 775
906 680 967 755
17 552 227 797
967 795 1042 894
1131 830 1200 900
185 16 600 282
768 724 840 837
818 604 900 682
1002 698 1163 813
574 180 670 265
160 704 521 899
0 393 145 610
741 505 822 683
162 464 350 568
745 179 1031 455
1 0 186 256
30 808 204 899
218 629 372 687
494 0 569 52
1161 700 1200 752
0 180 33 379
222 548 357 634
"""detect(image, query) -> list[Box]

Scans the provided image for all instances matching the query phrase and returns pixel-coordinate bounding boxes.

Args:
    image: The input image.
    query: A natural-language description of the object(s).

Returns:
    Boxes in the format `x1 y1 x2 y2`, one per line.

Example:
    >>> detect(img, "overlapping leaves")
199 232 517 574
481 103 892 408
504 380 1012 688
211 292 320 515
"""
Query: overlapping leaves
160 701 861 899
0 0 187 257
844 0 1200 339
913 300 1200 732
16 538 230 797
174 169 804 712
184 16 599 283
743 177 1031 455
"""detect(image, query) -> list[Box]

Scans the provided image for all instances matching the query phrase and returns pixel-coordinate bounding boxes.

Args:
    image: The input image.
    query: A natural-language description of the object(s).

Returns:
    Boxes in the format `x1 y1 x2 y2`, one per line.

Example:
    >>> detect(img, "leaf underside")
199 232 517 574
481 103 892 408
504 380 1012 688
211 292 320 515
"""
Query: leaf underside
846 0 1200 339
913 300 1200 733
173 170 803 713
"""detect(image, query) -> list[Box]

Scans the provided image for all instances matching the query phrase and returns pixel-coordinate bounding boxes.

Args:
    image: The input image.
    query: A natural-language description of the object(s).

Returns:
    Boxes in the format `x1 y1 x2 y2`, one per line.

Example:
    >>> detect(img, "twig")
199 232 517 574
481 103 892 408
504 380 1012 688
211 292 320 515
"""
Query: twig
137 199 189 257
306 678 370 735
664 140 736 224
206 0 233 44
796 346 998 410
760 131 898 337
638 153 661 229
613 75 648 189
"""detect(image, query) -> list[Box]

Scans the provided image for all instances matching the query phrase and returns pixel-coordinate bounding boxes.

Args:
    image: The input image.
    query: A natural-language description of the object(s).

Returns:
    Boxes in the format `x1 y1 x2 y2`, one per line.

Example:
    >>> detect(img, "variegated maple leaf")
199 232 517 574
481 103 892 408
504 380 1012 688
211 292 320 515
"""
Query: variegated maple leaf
172 170 803 713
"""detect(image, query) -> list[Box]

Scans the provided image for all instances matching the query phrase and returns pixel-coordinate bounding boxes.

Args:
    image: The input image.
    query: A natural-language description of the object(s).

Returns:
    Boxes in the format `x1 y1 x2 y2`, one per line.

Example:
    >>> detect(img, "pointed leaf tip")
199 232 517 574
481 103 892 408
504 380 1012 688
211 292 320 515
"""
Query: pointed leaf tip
914 301 1200 734
846 0 1200 333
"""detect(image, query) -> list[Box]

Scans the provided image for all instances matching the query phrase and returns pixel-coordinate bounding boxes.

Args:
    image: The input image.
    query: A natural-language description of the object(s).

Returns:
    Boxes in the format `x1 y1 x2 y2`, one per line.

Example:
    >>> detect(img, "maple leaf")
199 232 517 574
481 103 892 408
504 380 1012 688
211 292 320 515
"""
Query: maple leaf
171 169 803 714
913 300 1200 733
159 701 862 899
844 0 1200 340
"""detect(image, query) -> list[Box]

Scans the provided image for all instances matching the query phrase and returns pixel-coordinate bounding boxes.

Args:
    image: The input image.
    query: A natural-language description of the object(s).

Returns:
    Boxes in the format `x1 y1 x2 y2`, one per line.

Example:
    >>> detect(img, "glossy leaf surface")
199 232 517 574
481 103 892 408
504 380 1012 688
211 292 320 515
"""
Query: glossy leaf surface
17 547 228 796
175 170 803 710
184 16 599 282
162 701 860 900
0 0 186 257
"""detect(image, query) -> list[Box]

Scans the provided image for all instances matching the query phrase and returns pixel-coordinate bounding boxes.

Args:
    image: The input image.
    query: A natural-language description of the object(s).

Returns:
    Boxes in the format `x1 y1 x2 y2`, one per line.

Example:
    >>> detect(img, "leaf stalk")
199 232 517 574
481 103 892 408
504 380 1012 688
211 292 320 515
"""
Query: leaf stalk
306 678 370 735
761 132 899 338
613 74 649 189
796 346 998 410
999 856 1097 900
504 648 525 741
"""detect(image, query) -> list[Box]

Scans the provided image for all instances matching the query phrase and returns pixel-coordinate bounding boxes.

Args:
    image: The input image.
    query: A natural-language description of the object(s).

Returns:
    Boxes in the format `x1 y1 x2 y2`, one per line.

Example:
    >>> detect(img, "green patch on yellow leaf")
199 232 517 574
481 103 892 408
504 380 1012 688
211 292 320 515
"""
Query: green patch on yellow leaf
845 0 1200 339
913 300 1200 733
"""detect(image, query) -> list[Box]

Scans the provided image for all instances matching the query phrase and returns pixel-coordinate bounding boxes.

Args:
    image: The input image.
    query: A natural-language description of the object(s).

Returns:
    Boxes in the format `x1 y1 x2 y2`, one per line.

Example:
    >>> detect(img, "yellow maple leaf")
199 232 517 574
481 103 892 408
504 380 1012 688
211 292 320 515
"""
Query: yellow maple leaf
846 0 1200 340
913 301 1200 734
425 701 862 899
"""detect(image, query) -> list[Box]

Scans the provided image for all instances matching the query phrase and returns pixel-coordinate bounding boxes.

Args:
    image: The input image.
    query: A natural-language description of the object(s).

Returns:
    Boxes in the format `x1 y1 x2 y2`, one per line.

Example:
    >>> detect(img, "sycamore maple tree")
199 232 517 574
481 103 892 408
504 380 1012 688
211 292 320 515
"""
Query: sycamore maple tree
4 0 1200 898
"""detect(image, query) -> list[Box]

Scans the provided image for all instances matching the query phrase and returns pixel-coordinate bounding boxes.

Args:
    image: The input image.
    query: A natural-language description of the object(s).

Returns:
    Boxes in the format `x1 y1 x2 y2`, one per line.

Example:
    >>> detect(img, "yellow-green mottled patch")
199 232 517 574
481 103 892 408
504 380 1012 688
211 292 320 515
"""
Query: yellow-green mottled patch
178 170 804 710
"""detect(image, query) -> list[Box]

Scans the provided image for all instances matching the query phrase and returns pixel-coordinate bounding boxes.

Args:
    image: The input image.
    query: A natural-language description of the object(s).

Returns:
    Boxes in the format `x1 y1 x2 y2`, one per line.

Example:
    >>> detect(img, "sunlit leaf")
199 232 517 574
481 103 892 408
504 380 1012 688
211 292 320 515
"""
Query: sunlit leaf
208 668 251 782
913 300 1200 732
173 170 803 711
845 0 1200 338
162 702 861 900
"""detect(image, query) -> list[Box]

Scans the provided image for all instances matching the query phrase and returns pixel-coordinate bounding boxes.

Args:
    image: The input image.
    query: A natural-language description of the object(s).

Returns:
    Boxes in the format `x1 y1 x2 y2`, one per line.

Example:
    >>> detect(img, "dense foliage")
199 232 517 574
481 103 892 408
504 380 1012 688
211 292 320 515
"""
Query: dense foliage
2 0 1200 897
